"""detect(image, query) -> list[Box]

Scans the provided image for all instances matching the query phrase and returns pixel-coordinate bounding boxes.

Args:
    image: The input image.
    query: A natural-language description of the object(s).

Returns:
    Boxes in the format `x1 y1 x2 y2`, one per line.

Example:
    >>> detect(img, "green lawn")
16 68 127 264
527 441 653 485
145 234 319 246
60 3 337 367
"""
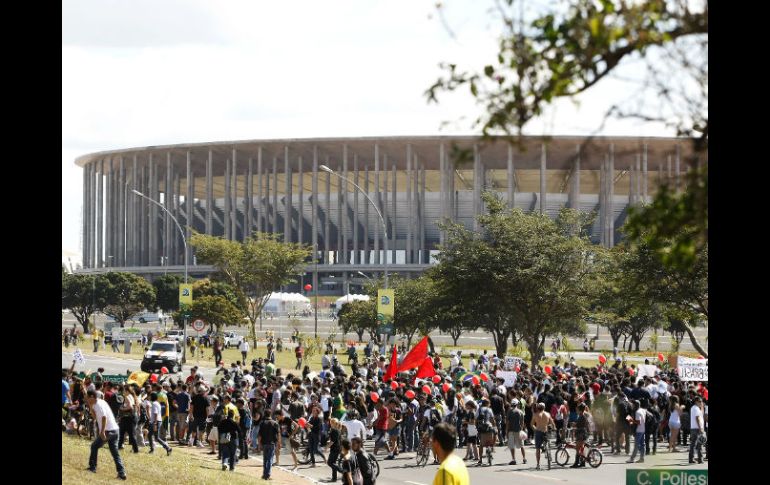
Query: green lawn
61 434 265 485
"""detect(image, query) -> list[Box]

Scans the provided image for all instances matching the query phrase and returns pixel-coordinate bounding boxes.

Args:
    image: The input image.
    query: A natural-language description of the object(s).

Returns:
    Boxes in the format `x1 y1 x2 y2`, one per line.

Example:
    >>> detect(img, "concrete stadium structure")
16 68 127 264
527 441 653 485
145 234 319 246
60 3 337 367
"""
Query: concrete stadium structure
75 136 692 293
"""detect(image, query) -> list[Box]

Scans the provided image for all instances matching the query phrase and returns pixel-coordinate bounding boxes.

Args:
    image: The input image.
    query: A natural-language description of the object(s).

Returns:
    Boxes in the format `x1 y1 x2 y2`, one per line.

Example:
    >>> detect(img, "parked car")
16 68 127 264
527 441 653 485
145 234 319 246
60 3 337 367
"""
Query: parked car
165 329 185 342
141 340 183 373
223 331 244 348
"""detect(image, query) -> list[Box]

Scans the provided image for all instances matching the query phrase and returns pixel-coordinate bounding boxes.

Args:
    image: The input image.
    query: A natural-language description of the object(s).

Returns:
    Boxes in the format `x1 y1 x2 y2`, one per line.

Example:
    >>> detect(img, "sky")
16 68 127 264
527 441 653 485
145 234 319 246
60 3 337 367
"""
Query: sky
62 0 674 264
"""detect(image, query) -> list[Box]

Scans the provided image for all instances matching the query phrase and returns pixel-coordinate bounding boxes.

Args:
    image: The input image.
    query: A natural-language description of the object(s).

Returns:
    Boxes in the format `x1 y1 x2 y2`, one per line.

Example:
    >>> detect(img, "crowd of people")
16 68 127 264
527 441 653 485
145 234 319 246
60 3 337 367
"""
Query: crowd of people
62 339 707 483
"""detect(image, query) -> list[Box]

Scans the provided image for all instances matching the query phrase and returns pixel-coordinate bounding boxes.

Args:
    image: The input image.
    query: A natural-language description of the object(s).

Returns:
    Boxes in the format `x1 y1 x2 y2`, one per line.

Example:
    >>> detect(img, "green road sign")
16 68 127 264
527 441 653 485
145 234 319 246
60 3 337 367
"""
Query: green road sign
626 469 707 485
378 323 394 335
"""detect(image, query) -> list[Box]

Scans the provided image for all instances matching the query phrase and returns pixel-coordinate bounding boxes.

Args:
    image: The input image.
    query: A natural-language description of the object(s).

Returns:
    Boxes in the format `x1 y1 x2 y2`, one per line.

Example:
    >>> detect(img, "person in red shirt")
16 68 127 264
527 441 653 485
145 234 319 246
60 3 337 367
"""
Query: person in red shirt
295 346 303 370
372 399 390 455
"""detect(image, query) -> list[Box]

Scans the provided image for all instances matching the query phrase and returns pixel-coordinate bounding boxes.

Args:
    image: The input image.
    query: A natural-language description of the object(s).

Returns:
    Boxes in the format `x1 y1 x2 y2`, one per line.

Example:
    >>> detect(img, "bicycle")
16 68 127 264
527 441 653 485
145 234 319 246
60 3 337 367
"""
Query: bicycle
538 429 554 470
415 431 431 467
554 431 603 468
298 441 326 465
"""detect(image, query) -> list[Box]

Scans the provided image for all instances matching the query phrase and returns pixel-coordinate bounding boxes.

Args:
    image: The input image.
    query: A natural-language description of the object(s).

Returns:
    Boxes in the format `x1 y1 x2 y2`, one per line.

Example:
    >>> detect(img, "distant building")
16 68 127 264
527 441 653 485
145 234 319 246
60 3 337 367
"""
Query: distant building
75 135 692 293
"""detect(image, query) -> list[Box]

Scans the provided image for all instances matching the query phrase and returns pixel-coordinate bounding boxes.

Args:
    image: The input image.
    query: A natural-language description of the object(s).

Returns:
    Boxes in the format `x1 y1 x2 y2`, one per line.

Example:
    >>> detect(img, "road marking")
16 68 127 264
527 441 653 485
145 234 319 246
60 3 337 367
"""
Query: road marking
513 472 567 482
405 481 428 485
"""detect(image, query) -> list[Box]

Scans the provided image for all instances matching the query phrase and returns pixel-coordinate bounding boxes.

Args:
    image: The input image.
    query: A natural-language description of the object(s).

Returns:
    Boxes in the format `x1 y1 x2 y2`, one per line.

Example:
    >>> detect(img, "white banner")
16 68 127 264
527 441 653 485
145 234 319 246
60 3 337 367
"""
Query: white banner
503 356 523 371
496 370 518 387
73 348 86 365
677 357 708 382
636 364 659 380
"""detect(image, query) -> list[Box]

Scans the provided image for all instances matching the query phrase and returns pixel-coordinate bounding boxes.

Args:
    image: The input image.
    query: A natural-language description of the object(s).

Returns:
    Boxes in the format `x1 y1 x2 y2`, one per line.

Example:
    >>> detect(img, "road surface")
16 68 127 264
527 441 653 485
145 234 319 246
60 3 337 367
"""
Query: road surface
61 314 708 353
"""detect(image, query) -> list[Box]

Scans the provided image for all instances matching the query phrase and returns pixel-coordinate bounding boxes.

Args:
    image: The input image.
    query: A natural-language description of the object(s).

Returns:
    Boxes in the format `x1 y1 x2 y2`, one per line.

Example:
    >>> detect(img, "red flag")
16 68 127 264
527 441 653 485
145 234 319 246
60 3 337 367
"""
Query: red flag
383 345 398 382
415 356 436 379
396 336 429 372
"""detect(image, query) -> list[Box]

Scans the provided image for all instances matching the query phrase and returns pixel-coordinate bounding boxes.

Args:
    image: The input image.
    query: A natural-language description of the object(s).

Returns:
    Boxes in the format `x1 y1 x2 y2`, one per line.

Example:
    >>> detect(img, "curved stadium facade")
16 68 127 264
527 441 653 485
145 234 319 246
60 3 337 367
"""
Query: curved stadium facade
76 136 691 293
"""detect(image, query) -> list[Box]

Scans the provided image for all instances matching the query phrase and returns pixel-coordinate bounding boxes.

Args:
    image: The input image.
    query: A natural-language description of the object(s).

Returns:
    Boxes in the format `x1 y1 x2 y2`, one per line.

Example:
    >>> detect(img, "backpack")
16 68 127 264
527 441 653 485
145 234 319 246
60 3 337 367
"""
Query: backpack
242 409 252 429
509 409 523 432
549 404 559 420
429 409 442 427
476 408 493 433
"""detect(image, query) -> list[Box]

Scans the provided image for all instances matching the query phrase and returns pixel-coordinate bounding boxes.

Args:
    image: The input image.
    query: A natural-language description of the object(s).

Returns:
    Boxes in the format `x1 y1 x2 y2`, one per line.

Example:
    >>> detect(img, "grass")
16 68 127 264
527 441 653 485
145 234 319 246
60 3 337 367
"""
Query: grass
61 434 265 485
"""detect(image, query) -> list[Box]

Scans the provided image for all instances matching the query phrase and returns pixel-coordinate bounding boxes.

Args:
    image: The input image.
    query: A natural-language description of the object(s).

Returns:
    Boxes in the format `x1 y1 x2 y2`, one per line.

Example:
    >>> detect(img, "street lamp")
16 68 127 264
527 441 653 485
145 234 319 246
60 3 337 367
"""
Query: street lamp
132 189 189 364
320 165 388 289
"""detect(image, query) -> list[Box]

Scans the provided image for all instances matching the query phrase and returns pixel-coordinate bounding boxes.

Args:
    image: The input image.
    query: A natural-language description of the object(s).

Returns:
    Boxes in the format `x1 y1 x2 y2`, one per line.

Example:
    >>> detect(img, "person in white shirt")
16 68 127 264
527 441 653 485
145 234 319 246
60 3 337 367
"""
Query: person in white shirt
148 392 172 455
688 396 705 464
469 354 478 372
239 339 250 362
627 400 646 463
342 413 366 442
86 390 127 480
450 353 460 371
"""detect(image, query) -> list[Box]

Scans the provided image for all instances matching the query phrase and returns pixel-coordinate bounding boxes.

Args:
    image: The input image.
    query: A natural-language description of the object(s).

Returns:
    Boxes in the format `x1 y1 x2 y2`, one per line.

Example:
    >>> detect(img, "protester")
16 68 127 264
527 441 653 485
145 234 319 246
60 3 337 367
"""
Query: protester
86 389 127 480
431 422 469 485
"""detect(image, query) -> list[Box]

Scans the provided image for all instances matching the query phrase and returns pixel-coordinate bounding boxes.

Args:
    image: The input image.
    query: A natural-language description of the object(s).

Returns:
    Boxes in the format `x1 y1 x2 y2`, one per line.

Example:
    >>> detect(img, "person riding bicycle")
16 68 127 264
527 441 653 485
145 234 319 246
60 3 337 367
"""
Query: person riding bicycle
532 402 555 471
418 396 442 463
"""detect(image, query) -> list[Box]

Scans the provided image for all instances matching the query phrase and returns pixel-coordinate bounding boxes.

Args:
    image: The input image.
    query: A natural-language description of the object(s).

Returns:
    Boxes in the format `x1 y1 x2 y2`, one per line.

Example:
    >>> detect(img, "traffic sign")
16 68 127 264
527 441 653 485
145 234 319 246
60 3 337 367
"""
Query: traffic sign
192 319 205 332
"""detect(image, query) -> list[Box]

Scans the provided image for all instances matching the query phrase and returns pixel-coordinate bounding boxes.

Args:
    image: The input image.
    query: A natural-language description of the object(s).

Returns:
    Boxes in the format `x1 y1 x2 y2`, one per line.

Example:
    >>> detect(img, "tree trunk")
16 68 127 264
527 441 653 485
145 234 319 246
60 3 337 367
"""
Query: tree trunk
81 317 90 335
356 329 365 342
633 335 642 352
611 333 620 348
683 321 708 358
492 329 510 358
452 332 460 346
527 337 544 369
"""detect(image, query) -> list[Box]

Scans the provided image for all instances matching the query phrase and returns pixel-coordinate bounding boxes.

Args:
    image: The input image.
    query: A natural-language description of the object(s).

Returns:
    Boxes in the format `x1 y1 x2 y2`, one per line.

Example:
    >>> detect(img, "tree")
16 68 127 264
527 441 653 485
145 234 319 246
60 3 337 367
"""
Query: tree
100 272 157 327
190 295 243 336
619 238 707 356
432 208 516 357
338 299 378 343
191 232 311 347
427 0 708 318
62 273 104 334
390 275 439 348
427 1 707 145
189 278 246 331
152 275 183 315
434 192 592 365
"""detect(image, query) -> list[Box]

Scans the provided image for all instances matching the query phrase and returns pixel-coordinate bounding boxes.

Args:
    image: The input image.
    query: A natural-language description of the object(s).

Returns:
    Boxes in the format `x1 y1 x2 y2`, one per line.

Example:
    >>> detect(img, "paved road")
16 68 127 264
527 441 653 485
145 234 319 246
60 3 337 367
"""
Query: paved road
61 351 216 382
272 439 707 485
61 314 708 353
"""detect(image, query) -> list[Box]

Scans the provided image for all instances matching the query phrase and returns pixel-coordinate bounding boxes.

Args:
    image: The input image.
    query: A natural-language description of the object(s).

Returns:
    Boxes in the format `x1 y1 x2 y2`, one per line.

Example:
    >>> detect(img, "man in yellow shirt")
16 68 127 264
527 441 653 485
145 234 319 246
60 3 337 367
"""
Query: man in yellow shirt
223 394 240 424
431 422 469 485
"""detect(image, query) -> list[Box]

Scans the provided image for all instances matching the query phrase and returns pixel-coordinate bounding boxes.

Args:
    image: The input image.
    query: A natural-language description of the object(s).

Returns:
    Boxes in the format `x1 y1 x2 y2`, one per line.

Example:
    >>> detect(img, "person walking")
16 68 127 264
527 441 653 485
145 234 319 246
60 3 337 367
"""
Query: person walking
688 396 705 464
218 408 239 471
668 396 682 452
505 398 526 465
258 409 280 480
430 423 469 485
627 400 646 464
326 418 343 482
239 339 250 363
236 398 252 460
117 385 139 453
147 392 172 456
85 389 127 480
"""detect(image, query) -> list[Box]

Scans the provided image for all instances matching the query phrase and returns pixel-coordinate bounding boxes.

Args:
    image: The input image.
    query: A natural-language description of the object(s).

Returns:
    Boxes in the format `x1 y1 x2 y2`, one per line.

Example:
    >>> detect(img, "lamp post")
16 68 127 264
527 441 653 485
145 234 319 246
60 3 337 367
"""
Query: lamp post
132 189 189 364
320 165 388 289
321 164 390 347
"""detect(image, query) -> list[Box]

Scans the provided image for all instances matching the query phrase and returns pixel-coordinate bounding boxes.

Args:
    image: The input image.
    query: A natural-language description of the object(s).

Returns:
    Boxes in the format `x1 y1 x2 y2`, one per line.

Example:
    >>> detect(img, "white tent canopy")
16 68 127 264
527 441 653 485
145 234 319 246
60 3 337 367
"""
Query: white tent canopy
262 292 311 314
335 294 370 309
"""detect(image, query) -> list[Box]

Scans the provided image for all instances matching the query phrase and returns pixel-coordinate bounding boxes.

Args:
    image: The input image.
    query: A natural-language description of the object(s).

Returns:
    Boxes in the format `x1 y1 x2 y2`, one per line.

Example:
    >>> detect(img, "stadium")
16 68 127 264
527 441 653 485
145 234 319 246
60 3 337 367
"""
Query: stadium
75 136 691 293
